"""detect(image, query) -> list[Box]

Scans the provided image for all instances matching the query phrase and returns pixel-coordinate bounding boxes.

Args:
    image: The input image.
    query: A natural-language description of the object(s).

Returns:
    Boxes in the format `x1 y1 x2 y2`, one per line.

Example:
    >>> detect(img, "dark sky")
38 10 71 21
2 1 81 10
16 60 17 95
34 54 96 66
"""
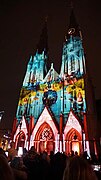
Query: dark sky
0 0 101 130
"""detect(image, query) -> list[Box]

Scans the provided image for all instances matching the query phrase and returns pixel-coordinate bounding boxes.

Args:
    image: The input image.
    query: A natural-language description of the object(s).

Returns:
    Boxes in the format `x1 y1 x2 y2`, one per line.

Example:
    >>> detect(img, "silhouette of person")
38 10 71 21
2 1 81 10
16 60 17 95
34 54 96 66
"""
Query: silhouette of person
63 156 97 180
0 154 14 180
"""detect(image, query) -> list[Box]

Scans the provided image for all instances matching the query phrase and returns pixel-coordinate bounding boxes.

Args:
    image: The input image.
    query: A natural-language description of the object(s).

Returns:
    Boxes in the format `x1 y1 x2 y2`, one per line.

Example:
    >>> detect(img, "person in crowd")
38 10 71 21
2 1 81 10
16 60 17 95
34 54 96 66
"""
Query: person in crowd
49 152 67 180
8 141 18 162
50 150 54 158
23 146 51 180
63 155 98 180
70 150 74 157
23 146 41 180
0 147 7 158
39 151 51 180
0 154 14 180
40 150 50 163
74 151 78 156
10 156 28 180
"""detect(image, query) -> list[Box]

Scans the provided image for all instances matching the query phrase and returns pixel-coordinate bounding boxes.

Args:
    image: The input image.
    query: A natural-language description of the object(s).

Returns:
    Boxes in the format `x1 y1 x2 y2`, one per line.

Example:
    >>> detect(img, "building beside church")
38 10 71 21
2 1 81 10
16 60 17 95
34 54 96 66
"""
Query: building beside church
11 9 99 157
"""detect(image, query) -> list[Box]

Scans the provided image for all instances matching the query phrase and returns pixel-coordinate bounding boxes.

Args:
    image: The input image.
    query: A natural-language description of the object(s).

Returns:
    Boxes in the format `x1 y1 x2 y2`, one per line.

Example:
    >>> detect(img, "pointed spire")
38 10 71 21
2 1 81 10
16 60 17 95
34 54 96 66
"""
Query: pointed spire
66 2 82 39
69 8 78 30
37 17 48 54
68 0 77 28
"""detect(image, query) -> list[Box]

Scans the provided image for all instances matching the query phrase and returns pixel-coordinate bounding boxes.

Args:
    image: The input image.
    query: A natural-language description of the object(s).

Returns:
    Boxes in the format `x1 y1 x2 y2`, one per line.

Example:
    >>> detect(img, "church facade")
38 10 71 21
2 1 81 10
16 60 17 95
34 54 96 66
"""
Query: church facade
12 10 98 156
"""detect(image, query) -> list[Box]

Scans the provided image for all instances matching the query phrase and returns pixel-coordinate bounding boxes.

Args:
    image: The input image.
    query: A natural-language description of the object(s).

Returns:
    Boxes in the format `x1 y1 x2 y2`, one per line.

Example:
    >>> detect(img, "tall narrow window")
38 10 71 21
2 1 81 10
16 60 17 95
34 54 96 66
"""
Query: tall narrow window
71 56 75 72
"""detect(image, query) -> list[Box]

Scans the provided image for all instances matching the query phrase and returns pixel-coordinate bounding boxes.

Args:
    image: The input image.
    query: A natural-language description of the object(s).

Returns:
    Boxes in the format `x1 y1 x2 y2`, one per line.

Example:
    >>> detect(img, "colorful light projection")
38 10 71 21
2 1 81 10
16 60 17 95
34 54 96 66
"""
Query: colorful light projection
17 73 86 124
66 77 86 112
60 34 86 120
16 29 86 125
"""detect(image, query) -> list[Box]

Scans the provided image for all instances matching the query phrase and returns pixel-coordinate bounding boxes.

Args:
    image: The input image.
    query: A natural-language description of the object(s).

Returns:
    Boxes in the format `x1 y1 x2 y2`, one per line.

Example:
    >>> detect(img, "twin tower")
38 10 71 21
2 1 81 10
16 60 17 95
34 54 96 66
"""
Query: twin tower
12 9 99 157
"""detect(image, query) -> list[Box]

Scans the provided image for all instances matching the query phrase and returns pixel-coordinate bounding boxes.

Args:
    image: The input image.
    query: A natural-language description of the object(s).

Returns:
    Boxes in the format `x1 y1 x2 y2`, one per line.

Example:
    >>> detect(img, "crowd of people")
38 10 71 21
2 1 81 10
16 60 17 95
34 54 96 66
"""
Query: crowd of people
0 143 101 180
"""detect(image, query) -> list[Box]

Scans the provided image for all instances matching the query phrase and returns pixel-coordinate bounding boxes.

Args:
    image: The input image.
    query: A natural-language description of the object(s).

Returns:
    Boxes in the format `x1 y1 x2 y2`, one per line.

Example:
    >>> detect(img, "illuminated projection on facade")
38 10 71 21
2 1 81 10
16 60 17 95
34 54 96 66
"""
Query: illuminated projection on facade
12 10 90 155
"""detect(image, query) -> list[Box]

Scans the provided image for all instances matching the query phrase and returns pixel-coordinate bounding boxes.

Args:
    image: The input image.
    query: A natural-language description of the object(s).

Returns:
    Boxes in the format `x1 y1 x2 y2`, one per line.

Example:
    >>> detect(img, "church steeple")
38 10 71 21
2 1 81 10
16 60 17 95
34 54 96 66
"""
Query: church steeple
22 20 48 88
16 21 49 123
66 5 82 40
37 18 48 55
60 5 86 118
60 6 85 78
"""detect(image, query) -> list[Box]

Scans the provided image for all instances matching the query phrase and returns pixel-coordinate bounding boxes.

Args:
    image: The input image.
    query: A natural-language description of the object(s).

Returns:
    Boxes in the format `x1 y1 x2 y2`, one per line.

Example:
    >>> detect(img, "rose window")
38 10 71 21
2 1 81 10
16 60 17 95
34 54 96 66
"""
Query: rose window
41 128 52 140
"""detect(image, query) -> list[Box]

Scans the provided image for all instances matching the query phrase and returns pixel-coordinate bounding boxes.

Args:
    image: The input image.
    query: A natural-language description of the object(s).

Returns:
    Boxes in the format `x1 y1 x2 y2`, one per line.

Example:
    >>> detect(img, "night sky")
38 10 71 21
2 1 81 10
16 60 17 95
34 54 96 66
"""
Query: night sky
0 0 101 130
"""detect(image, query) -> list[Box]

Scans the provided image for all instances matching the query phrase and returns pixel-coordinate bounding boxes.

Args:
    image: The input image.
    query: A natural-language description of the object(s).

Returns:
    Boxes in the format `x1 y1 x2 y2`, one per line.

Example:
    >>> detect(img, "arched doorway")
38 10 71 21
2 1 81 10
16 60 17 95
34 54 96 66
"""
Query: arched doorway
34 122 55 154
15 131 25 150
65 128 82 155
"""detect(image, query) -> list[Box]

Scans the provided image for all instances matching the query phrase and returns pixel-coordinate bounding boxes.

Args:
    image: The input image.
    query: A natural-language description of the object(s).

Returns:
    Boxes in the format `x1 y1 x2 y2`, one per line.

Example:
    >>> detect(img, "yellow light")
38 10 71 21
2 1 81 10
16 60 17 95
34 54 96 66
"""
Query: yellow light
72 141 80 155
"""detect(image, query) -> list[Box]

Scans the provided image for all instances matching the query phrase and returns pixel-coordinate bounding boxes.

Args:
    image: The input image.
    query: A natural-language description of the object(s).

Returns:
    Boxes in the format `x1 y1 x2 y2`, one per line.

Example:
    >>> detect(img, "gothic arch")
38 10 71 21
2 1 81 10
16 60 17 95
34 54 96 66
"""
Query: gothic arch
15 131 26 150
65 128 82 155
32 107 58 140
66 128 82 141
34 122 54 141
34 122 55 154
